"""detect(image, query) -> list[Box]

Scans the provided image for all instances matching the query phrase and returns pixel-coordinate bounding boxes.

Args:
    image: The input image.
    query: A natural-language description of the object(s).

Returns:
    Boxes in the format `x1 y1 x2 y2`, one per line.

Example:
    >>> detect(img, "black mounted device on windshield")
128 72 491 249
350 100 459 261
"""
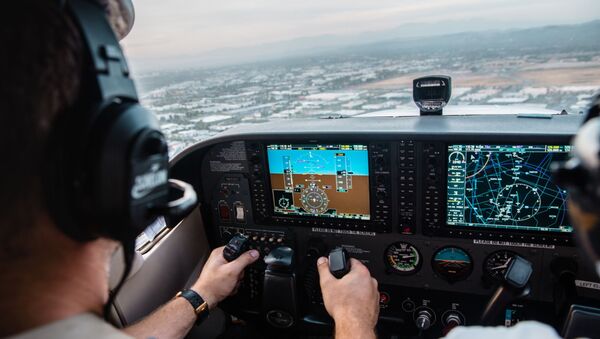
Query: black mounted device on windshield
413 75 452 115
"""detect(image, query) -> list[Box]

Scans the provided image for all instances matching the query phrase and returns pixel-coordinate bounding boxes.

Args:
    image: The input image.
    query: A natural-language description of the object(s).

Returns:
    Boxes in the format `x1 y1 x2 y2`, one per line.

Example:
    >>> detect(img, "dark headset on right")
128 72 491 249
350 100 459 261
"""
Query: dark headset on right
554 93 600 271
42 0 198 316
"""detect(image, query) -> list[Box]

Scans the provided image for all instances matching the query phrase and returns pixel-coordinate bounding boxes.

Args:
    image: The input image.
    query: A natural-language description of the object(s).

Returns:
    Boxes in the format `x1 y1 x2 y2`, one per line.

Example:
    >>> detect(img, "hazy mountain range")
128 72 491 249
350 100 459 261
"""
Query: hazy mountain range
132 20 600 72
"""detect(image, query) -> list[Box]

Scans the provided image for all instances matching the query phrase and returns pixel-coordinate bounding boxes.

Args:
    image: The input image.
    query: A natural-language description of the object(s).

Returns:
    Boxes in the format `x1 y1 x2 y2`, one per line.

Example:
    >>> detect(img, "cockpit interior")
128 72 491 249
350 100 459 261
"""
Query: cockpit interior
9 1 599 338
108 111 600 338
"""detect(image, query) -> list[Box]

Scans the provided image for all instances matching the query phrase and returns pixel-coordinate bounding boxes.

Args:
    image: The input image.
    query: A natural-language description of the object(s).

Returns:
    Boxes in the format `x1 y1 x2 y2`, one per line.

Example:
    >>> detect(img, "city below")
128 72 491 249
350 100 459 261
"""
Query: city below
131 21 600 156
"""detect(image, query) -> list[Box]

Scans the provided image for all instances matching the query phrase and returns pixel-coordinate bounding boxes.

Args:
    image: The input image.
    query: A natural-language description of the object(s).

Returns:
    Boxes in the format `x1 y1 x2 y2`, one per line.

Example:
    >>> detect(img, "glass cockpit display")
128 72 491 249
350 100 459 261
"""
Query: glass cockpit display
447 144 573 233
267 144 370 220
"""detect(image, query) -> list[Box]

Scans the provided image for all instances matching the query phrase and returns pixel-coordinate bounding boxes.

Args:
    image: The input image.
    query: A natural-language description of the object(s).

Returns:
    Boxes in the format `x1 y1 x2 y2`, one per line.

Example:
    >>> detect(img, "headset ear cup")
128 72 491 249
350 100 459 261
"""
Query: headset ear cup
128 129 170 233
44 0 166 244
568 196 600 268
90 103 168 241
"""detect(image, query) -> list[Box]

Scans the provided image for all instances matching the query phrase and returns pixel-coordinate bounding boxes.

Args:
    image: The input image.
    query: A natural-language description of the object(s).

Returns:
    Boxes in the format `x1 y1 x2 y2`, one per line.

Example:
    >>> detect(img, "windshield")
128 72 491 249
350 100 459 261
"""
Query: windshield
122 0 600 155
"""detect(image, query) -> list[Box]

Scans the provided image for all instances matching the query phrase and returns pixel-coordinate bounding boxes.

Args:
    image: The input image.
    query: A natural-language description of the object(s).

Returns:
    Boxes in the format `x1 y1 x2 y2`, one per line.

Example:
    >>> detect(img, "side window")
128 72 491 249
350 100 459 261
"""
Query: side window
136 217 168 253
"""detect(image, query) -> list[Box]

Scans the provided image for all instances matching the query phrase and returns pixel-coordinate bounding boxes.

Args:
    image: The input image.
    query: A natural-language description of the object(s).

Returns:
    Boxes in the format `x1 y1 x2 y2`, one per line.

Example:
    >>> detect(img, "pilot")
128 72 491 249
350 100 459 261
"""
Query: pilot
0 1 378 339
3 2 595 339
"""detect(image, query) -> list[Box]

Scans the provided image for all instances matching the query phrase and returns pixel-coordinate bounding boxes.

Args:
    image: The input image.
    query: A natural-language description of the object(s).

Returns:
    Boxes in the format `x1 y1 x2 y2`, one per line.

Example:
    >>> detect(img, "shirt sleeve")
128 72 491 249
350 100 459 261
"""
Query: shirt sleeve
444 321 560 339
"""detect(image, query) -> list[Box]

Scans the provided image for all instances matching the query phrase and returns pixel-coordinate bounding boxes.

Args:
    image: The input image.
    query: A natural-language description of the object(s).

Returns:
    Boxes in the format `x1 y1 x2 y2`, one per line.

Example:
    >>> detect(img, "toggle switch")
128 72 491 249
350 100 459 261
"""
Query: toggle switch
234 202 245 222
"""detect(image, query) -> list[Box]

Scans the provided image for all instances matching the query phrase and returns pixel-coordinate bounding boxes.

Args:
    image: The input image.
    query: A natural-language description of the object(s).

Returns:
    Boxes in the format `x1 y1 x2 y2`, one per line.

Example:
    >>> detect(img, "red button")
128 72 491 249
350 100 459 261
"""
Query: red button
379 292 390 304
219 203 230 220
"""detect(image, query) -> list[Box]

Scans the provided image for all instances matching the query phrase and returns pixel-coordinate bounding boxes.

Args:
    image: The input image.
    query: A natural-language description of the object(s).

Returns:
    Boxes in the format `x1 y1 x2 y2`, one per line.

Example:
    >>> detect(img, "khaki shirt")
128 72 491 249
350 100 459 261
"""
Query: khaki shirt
7 313 133 339
445 321 562 339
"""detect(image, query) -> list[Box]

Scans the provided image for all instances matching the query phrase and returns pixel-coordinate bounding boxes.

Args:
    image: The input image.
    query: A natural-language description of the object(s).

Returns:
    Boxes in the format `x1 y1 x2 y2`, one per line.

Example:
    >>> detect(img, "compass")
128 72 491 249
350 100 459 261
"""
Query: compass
300 183 329 215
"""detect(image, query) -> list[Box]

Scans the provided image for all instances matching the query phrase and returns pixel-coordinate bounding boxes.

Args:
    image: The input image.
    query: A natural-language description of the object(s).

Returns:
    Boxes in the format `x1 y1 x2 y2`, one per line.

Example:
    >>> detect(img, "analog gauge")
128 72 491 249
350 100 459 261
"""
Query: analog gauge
385 242 421 275
432 247 473 282
484 250 518 282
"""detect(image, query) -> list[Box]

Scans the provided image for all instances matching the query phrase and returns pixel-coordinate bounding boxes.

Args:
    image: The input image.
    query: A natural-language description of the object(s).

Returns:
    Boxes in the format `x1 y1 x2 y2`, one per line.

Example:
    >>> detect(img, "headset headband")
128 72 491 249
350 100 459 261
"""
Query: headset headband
66 0 137 104
58 0 135 39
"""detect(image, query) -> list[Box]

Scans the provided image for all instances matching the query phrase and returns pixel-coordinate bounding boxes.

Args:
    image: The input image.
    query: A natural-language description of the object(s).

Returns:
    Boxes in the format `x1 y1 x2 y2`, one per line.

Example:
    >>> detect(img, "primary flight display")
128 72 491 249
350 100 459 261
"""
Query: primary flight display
267 144 370 220
447 144 572 233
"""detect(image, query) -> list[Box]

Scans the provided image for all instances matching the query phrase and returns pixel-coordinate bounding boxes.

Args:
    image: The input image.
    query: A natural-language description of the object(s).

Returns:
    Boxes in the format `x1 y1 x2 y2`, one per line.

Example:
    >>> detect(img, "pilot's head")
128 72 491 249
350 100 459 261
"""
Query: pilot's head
0 0 133 257
555 96 600 276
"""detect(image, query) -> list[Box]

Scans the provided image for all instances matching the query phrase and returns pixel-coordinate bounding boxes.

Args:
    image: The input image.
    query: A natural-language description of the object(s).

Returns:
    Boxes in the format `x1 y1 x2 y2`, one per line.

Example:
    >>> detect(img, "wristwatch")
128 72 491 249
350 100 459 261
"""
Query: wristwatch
176 289 210 325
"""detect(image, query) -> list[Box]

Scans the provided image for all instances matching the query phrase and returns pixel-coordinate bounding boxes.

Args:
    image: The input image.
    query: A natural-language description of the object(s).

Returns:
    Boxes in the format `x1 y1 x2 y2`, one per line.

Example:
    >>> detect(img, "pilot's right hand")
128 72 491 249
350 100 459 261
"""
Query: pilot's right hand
317 257 379 339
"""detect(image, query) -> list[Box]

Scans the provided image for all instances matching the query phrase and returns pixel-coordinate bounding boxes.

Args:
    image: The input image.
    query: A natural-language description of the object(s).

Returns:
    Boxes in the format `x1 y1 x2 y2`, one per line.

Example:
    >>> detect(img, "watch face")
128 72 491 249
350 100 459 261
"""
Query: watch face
178 289 210 324
179 290 205 311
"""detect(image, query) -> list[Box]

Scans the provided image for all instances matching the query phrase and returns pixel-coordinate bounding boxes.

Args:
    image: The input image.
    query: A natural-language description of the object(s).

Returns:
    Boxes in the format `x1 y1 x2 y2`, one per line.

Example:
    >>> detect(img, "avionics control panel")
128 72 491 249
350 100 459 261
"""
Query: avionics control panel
245 141 573 244
446 144 572 233
423 144 573 245
178 115 600 337
248 142 393 233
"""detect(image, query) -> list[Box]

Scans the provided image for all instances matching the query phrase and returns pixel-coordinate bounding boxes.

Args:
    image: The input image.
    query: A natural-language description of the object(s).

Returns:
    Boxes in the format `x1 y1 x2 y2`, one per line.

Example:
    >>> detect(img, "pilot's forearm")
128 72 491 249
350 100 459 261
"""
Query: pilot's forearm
123 296 196 339
334 320 377 339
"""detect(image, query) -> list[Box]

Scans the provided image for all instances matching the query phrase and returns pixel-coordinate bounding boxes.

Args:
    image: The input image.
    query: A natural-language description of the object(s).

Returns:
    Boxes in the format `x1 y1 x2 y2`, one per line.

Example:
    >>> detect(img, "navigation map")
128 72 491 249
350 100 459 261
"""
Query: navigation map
447 145 573 233
267 144 370 220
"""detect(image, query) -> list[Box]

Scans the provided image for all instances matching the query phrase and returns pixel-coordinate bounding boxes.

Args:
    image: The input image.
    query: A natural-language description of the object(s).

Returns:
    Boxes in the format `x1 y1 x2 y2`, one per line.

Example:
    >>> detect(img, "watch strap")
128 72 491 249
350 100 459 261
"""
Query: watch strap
176 289 210 325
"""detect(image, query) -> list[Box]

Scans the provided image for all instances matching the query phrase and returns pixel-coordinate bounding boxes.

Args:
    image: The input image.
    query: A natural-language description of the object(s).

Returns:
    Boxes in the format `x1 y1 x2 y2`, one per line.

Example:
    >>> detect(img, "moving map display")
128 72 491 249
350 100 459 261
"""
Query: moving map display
267 144 370 220
447 145 573 233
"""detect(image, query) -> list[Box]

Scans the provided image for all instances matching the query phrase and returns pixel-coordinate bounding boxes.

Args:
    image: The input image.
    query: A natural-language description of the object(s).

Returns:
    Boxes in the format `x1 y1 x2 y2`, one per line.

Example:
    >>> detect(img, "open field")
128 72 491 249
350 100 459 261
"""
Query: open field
358 65 600 89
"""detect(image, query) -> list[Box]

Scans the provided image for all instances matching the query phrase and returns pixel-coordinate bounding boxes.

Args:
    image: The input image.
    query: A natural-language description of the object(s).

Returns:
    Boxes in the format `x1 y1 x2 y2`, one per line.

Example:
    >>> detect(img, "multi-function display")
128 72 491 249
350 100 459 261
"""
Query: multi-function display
447 144 573 233
267 144 370 220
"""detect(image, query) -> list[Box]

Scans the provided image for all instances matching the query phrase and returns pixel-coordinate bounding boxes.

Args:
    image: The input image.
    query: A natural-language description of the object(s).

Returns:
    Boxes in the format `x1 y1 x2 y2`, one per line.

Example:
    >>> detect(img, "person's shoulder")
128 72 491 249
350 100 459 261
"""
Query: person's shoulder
444 321 560 339
7 313 133 339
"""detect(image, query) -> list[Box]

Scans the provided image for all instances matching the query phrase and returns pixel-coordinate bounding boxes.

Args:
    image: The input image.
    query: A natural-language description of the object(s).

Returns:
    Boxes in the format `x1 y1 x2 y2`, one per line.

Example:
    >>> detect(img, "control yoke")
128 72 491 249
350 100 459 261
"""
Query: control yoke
329 247 351 279
262 246 298 329
480 255 533 325
223 233 249 262
223 235 359 330
223 235 299 329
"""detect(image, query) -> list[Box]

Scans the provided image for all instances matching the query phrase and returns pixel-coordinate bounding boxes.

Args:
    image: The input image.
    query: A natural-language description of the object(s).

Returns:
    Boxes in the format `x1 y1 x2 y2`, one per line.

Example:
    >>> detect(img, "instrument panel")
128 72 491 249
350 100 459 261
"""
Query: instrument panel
170 114 600 337
248 141 573 243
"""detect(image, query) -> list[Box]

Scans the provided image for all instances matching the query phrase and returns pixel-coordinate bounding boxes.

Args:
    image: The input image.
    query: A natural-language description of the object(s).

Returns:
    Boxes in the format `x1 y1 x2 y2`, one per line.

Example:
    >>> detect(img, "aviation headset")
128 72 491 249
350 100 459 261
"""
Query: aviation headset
554 93 600 274
44 0 197 316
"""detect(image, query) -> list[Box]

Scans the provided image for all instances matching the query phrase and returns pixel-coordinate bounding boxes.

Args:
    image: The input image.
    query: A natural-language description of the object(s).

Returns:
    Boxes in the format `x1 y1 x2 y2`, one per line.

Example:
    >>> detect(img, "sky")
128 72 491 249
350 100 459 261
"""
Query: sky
121 0 600 70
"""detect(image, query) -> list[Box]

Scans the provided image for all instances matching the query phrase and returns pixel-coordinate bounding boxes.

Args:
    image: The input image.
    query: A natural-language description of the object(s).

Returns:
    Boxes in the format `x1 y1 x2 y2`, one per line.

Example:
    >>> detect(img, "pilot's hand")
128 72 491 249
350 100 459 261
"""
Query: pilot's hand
317 257 379 338
192 246 259 309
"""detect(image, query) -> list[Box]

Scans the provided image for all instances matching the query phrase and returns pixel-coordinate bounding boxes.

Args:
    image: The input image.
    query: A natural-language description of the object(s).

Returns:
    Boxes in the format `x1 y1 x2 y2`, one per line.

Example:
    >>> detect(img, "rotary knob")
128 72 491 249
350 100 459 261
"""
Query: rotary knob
444 312 463 327
415 309 434 330
442 311 465 336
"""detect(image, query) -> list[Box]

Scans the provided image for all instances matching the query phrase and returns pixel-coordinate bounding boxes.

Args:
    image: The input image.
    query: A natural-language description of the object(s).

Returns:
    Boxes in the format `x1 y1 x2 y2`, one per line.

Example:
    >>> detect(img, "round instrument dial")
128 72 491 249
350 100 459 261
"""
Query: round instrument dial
278 196 291 209
385 242 421 275
432 247 473 282
300 184 329 214
484 250 518 282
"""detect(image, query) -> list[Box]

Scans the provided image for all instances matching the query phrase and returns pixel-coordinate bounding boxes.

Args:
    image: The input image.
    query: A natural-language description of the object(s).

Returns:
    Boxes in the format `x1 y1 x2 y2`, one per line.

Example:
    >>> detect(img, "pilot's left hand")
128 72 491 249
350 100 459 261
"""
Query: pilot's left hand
192 246 260 309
